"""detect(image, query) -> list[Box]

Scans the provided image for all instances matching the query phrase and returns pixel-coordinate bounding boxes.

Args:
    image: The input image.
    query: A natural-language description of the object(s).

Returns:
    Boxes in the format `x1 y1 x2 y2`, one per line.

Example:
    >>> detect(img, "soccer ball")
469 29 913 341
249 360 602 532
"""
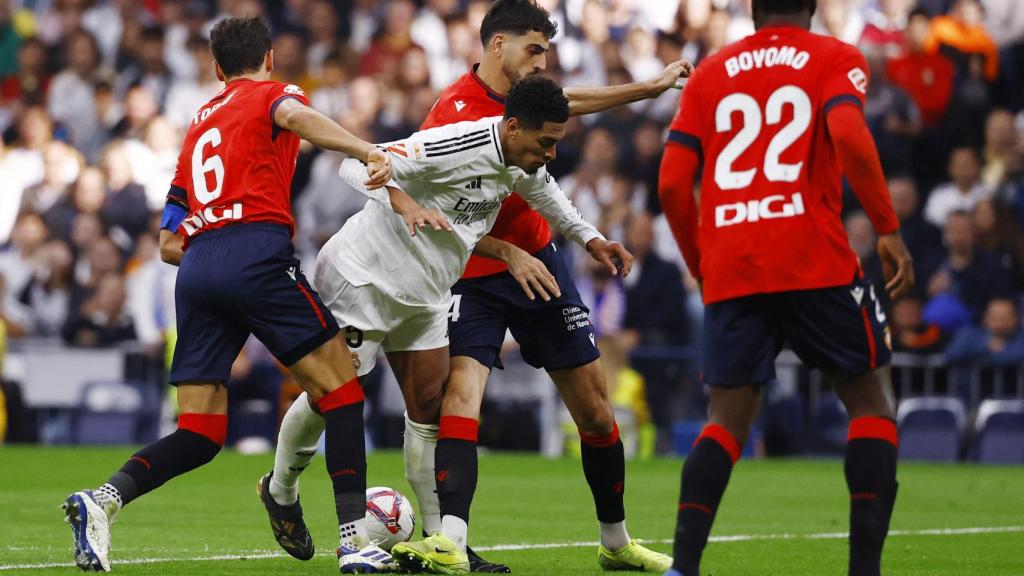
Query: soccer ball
364 486 415 551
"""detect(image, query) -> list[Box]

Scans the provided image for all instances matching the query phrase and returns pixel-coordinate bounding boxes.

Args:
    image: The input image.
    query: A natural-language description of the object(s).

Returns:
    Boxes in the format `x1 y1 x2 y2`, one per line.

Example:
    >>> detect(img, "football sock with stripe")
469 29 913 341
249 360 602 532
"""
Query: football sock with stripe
318 380 368 550
270 392 326 505
436 416 479 551
580 422 630 551
405 412 442 536
845 416 899 576
672 424 741 576
107 413 227 507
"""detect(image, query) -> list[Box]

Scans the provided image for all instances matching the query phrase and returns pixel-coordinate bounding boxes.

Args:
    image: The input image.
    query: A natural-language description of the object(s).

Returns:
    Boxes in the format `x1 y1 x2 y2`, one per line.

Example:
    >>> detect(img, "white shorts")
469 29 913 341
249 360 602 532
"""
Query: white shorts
313 256 449 377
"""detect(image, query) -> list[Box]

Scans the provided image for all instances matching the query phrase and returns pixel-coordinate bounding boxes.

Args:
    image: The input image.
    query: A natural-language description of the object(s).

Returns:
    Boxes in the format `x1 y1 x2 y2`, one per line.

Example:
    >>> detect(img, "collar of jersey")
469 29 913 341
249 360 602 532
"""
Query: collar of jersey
471 64 507 104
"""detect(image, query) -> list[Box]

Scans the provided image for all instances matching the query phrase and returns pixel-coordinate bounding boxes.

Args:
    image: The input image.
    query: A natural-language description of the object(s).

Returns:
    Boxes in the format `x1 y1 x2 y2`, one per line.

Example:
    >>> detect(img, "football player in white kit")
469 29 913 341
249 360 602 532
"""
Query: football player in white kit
259 76 633 573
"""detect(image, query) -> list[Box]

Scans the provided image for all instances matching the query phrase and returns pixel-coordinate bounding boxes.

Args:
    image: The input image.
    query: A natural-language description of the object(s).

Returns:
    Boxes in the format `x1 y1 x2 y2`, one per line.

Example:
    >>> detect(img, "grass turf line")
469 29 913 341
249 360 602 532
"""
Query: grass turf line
1 447 1021 575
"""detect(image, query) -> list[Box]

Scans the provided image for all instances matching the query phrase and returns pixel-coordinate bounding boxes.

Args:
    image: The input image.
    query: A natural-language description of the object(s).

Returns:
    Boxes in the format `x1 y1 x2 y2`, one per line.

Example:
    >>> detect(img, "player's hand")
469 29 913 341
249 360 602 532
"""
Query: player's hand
505 246 561 302
401 204 453 237
877 232 914 299
586 239 634 278
365 149 392 189
649 59 695 95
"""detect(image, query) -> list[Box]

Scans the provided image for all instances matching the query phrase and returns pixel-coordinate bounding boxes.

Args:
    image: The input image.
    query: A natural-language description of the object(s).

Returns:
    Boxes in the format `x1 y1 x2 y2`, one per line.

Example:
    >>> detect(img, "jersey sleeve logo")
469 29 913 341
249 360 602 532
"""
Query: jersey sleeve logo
847 68 868 94
455 100 467 112
284 84 305 96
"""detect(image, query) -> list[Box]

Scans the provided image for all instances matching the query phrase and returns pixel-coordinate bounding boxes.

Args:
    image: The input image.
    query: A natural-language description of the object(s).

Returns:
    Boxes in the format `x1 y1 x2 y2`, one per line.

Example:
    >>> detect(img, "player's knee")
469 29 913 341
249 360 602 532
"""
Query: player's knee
575 403 615 437
406 381 445 423
441 380 483 419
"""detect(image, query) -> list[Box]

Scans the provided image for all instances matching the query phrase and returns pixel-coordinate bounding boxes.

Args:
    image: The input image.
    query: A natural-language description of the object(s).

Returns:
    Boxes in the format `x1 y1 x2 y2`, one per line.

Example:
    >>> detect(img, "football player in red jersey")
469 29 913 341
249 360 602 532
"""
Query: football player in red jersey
658 1 914 575
264 1 692 573
60 17 400 573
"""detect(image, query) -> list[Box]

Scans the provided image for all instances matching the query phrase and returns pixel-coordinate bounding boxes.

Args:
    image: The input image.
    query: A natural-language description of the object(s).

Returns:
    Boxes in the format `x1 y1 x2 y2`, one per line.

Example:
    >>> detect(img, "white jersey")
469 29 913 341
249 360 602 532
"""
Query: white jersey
322 116 604 307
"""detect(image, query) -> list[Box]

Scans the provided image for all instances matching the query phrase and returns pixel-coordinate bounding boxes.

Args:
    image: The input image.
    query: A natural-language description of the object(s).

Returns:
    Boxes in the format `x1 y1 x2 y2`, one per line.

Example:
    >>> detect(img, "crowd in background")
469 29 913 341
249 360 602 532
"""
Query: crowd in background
2 0 1024 445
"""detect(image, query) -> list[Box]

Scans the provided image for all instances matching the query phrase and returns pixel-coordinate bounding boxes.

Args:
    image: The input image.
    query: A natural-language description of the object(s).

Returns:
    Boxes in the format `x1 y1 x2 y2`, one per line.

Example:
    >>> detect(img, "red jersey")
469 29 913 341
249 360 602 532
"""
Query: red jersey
668 25 872 304
886 53 954 128
421 65 552 279
168 79 308 241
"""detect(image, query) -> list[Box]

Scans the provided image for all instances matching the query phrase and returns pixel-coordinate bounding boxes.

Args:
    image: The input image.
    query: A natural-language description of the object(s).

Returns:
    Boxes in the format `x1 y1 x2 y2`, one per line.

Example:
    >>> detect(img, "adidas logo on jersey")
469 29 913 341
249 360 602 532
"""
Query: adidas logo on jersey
464 176 482 190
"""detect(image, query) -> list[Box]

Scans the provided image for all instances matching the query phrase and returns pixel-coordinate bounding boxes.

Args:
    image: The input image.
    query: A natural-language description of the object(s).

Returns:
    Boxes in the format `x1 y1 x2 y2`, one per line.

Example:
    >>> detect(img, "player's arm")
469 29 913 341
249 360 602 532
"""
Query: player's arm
273 98 391 188
563 59 693 116
826 92 914 298
159 167 188 266
519 170 633 277
657 138 702 285
337 155 452 237
473 235 560 302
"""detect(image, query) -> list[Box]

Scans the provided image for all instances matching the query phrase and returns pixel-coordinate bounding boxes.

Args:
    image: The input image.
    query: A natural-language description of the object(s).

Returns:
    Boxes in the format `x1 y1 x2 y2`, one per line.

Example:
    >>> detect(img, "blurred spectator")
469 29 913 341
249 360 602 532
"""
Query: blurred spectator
305 0 342 76
926 0 999 81
358 0 423 83
121 117 178 213
924 146 991 227
62 271 137 347
412 0 458 66
814 0 865 45
888 176 944 288
0 213 48 304
864 52 921 176
622 212 687 346
272 31 317 94
2 37 50 110
310 50 351 121
891 297 947 353
20 141 79 219
970 198 1024 289
860 0 913 59
980 108 1019 189
887 9 955 128
927 210 1012 320
126 232 176 350
164 35 221 131
47 30 103 159
16 238 73 337
116 25 172 107
945 297 1024 365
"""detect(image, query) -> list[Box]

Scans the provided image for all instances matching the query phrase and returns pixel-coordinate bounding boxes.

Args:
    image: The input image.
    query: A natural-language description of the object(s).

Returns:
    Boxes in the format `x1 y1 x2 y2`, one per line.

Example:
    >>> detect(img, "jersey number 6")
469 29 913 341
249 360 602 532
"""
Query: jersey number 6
192 127 225 205
715 85 811 191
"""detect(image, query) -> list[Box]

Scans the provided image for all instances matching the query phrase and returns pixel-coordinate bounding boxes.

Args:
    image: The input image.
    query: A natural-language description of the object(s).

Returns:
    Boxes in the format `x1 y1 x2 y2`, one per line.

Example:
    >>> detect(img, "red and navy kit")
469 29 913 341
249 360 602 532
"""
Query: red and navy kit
166 79 307 241
664 25 897 385
165 80 338 383
425 66 599 371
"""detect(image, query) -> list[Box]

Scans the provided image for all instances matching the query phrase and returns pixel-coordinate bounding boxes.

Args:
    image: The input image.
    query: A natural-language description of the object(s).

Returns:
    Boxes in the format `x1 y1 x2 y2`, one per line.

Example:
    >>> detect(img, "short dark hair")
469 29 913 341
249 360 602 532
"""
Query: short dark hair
752 0 817 17
480 0 558 46
504 75 569 130
210 16 271 78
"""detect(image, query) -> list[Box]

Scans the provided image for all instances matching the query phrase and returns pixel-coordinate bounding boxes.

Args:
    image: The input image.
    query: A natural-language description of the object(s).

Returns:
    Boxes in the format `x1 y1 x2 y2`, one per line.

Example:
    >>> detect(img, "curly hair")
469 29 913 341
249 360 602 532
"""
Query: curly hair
753 0 817 17
210 16 272 78
480 0 558 46
504 75 569 130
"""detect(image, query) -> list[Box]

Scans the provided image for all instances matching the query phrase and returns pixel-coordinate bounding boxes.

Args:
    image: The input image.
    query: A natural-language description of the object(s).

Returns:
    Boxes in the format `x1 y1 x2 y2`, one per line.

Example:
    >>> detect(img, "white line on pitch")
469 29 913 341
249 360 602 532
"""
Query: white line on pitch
3 526 1021 571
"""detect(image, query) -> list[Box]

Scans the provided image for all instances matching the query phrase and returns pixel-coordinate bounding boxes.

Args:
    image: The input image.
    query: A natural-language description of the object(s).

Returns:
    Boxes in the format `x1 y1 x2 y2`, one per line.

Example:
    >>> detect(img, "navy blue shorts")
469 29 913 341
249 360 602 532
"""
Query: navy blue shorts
703 271 891 387
169 223 340 384
449 243 601 372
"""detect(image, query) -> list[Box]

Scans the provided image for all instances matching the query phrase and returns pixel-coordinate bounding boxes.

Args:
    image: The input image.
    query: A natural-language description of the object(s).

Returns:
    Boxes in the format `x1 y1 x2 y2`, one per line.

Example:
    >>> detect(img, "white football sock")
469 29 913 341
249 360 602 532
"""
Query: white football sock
270 393 326 505
442 515 469 552
403 412 441 536
339 518 369 551
600 520 630 552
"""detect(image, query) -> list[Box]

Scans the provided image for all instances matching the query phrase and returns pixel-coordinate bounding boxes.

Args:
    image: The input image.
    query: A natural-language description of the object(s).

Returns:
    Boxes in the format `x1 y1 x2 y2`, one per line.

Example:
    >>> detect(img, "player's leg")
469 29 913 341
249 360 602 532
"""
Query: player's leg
387 345 448 537
833 368 898 576
670 295 778 576
64 382 229 573
63 233 247 572
784 275 898 576
244 236 387 571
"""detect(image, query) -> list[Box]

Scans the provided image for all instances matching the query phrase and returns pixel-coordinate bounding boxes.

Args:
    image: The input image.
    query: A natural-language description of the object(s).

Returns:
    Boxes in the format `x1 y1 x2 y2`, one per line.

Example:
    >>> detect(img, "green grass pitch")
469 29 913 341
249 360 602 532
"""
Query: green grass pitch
1 446 1022 575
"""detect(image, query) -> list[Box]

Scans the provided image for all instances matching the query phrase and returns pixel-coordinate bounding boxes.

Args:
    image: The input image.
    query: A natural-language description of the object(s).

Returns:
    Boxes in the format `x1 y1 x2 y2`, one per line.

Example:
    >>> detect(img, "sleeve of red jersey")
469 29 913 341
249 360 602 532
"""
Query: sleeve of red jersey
821 46 899 236
267 83 311 128
659 78 704 281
